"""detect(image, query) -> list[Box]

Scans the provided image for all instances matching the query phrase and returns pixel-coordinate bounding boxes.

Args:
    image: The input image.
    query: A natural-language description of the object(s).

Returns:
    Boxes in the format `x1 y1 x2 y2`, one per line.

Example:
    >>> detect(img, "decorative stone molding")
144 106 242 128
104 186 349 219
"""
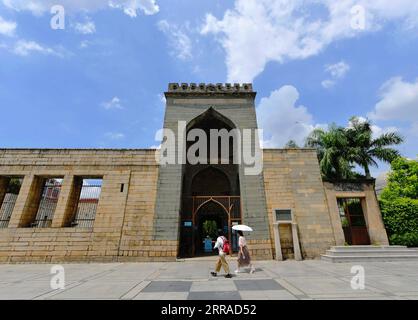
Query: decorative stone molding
165 83 255 97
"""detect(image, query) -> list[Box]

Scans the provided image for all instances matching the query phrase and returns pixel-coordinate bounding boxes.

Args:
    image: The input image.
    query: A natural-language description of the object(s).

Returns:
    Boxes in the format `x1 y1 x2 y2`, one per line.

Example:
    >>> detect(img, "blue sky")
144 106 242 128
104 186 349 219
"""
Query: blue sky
0 0 417 176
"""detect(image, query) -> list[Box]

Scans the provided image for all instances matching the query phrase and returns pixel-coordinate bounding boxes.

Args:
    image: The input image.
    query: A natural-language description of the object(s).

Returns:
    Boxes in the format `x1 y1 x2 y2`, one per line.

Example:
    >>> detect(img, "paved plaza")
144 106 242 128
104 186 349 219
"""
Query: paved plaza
0 258 418 300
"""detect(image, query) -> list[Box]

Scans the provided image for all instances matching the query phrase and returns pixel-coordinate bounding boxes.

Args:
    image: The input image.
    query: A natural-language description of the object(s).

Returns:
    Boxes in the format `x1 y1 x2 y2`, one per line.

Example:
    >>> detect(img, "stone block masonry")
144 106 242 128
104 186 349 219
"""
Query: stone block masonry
0 149 177 263
263 149 337 259
0 84 386 263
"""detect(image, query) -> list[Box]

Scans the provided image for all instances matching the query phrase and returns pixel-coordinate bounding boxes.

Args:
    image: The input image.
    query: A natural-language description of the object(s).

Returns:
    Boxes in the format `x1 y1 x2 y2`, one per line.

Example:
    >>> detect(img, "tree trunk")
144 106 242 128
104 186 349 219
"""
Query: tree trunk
364 164 371 179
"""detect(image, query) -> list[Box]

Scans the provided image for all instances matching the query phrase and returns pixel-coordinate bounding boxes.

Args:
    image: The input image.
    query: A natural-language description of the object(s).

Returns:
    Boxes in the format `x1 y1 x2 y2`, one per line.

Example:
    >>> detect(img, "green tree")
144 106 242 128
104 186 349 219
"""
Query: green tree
7 178 22 194
285 140 299 148
381 157 418 200
345 117 403 179
202 220 217 239
380 157 418 247
305 125 355 179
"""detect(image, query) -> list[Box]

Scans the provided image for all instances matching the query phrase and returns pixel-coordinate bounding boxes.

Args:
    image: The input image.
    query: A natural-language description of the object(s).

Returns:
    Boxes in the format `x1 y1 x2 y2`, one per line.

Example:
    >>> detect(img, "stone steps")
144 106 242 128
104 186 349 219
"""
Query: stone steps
321 245 418 263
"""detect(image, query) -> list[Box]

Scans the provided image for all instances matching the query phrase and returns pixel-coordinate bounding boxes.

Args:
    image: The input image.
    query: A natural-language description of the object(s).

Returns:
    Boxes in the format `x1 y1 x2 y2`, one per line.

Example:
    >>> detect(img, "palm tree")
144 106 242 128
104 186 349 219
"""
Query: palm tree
345 117 403 179
285 140 299 148
305 125 355 179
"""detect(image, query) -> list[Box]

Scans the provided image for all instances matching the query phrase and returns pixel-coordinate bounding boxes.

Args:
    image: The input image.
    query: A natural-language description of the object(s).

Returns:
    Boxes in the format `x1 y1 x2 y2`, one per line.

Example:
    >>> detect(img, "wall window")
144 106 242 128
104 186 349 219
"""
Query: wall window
0 177 23 228
274 209 292 222
71 178 102 228
31 178 63 228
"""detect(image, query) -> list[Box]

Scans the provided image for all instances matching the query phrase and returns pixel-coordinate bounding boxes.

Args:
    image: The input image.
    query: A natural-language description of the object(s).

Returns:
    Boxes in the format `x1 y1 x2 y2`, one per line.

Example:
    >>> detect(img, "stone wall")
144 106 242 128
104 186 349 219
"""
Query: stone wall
263 149 336 259
0 146 368 263
0 149 176 263
153 83 273 260
323 181 389 246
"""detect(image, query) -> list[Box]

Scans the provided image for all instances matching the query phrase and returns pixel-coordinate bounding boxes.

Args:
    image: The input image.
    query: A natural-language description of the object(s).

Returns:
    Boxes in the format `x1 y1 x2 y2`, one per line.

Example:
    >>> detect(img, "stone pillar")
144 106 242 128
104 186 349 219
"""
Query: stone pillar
363 183 389 245
273 222 283 261
291 223 302 261
273 222 302 261
52 174 82 228
8 175 43 228
323 182 346 245
0 177 9 208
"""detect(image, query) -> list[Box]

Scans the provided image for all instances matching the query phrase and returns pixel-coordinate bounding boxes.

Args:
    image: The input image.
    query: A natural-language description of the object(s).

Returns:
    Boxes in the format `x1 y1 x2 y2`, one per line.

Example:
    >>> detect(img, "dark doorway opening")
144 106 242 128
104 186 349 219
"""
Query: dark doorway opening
178 108 242 258
195 201 228 256
338 198 370 245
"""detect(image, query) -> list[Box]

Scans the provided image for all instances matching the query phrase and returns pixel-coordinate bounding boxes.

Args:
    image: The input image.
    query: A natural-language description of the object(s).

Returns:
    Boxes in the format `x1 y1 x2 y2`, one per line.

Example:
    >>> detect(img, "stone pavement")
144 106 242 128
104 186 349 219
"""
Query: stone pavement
0 258 418 300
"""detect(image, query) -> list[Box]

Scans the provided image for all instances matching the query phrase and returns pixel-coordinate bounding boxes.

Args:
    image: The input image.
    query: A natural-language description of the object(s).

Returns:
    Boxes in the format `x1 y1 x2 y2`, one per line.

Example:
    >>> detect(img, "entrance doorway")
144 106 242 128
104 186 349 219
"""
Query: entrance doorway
338 198 370 245
178 108 242 258
195 201 228 256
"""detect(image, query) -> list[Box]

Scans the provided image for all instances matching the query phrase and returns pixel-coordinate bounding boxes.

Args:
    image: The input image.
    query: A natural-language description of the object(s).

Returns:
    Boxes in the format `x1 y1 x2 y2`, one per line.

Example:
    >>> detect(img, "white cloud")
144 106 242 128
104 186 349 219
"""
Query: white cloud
105 132 125 140
0 16 16 36
201 0 418 82
109 0 159 17
322 60 350 88
348 116 399 139
2 0 159 17
158 20 192 60
257 85 324 148
325 61 350 79
321 79 335 89
158 93 166 105
368 77 418 123
13 40 63 56
79 40 91 49
101 96 123 110
73 20 96 34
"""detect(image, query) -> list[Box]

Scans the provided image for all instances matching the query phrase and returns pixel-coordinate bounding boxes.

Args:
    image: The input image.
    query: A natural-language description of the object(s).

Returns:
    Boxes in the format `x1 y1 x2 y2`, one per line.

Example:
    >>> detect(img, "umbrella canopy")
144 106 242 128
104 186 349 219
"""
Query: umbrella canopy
232 224 253 232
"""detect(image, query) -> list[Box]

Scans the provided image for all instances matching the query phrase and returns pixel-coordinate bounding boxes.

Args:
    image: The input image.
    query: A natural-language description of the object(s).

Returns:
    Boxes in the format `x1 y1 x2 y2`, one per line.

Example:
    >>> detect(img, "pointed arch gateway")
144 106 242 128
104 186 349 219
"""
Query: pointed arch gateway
178 108 242 258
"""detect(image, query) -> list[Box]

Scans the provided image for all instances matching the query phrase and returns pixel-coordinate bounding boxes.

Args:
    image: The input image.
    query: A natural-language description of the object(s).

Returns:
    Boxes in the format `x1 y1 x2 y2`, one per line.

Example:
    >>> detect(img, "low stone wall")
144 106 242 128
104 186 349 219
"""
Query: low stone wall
263 149 337 259
0 149 176 263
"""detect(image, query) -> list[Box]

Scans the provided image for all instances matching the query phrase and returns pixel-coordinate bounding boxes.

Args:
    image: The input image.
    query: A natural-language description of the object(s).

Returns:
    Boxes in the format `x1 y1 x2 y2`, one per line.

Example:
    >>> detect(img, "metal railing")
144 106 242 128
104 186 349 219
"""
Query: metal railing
0 193 18 228
182 195 241 219
71 183 102 228
32 179 62 228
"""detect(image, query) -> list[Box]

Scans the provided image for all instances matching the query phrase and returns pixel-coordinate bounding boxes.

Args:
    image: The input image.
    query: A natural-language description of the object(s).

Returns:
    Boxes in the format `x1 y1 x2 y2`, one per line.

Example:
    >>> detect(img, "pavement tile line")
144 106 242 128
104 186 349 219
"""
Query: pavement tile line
0 260 418 300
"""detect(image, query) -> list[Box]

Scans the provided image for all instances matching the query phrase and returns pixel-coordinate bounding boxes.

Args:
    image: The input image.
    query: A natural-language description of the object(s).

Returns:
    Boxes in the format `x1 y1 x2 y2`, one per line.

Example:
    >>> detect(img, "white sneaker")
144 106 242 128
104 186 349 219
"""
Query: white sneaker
250 268 255 274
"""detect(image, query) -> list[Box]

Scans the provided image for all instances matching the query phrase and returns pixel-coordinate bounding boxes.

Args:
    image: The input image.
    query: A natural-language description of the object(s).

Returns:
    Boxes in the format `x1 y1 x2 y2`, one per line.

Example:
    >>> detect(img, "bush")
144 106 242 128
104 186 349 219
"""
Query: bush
389 233 418 247
381 198 418 247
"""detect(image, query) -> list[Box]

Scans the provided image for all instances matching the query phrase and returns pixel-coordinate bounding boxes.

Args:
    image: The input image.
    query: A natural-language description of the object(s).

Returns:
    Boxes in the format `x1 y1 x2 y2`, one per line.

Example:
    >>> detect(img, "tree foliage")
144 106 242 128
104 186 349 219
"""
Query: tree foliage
285 140 299 148
381 157 418 200
380 157 418 247
305 117 403 180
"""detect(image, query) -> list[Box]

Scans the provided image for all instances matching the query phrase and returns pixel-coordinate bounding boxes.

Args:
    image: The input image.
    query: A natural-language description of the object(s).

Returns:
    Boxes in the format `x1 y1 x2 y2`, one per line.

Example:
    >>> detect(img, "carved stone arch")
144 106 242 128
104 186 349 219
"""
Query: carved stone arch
191 166 231 196
186 107 236 132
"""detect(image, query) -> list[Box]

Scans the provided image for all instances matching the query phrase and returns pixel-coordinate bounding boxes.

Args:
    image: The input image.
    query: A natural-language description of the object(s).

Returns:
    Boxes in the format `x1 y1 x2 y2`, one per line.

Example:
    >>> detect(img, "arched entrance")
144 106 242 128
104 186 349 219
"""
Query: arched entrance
178 108 242 258
195 200 228 256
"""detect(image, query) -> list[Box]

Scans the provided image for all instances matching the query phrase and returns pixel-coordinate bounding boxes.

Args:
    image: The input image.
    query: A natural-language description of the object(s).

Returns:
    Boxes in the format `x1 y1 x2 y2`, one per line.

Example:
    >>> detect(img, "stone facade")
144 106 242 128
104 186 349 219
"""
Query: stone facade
0 83 388 263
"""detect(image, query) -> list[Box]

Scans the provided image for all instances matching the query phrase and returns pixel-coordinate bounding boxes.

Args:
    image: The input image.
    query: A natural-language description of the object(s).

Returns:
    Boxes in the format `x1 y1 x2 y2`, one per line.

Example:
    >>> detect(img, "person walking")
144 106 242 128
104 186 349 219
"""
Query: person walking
235 231 255 274
210 231 232 278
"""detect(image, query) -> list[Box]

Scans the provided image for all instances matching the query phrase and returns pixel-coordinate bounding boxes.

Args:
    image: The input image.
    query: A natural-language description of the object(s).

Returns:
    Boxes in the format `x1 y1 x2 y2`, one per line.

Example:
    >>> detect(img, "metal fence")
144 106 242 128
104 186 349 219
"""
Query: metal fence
0 178 22 228
0 193 18 228
32 179 62 228
71 182 102 228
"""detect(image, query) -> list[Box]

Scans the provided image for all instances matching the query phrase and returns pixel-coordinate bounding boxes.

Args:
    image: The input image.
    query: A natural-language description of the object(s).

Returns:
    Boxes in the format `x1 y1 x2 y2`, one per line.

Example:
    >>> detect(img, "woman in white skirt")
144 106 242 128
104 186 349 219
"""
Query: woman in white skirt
235 231 255 274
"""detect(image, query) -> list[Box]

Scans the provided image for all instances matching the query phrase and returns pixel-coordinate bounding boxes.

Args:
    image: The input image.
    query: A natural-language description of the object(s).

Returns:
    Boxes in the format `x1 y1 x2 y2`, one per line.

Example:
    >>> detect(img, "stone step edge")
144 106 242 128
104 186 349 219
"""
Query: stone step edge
330 246 407 250
321 254 418 260
326 250 418 254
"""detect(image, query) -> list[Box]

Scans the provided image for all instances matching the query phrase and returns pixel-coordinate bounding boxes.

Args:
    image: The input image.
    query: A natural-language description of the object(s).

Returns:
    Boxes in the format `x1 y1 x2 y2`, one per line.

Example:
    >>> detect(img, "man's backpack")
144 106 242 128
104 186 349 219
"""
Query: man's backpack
221 236 231 255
